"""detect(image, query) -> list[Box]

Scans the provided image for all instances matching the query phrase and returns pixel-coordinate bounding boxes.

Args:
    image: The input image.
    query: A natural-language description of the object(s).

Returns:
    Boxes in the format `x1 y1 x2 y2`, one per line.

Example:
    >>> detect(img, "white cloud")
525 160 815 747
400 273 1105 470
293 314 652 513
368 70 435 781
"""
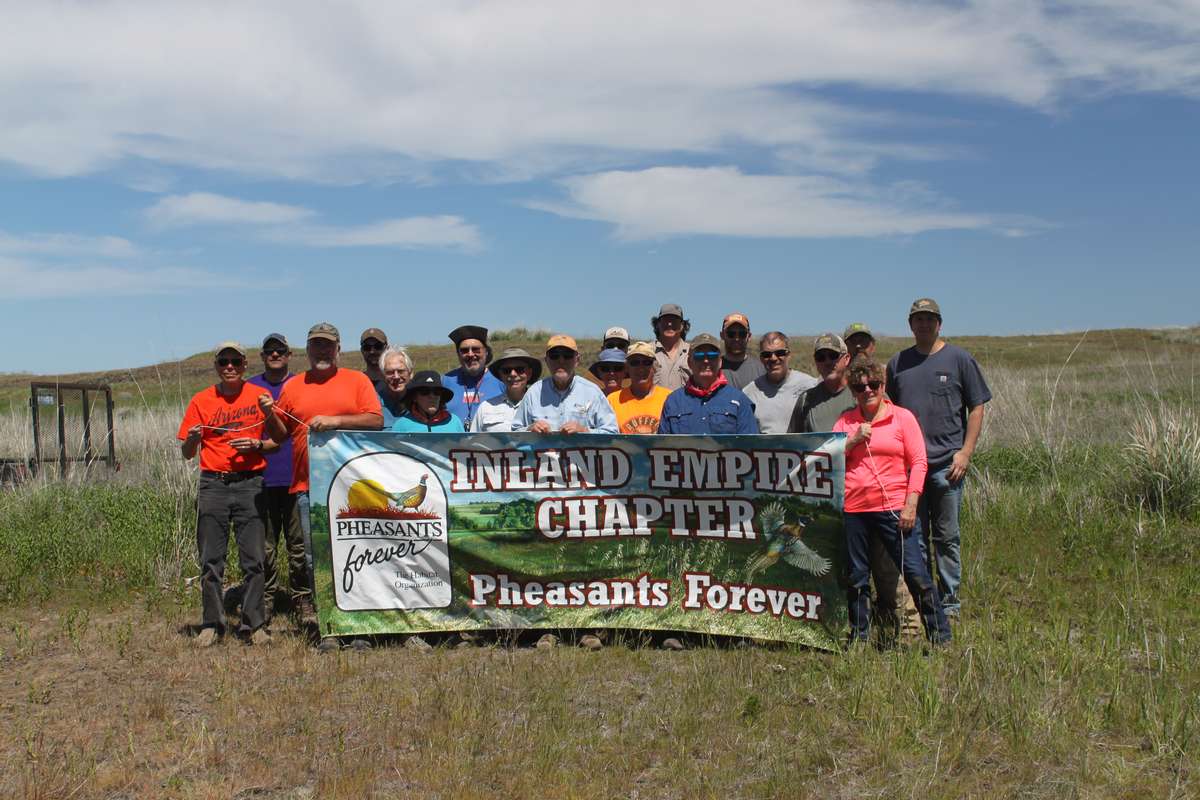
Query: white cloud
531 166 1007 240
0 255 233 299
272 216 482 252
0 2 1196 181
0 231 141 259
145 192 315 228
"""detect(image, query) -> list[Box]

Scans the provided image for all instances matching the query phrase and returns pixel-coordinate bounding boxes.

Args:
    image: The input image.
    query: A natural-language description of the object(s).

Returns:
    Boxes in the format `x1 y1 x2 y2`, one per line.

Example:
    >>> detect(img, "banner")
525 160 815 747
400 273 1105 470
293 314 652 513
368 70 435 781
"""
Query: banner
308 431 847 650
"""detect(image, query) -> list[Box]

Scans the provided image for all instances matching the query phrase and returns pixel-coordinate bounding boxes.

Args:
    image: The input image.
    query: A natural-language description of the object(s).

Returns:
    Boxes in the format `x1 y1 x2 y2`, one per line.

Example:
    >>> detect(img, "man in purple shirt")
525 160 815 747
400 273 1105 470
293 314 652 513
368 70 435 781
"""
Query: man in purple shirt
246 332 309 622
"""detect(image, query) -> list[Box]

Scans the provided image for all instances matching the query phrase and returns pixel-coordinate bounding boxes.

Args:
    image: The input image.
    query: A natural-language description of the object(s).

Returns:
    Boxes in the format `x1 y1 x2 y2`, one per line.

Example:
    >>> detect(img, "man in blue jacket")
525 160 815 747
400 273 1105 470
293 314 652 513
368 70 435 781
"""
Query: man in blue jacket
659 333 759 434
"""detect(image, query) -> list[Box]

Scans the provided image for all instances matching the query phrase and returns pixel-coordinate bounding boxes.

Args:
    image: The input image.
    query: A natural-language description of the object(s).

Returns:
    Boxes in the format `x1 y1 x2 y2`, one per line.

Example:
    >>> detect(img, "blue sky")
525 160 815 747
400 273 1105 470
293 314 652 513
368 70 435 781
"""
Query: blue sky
2 1 1198 374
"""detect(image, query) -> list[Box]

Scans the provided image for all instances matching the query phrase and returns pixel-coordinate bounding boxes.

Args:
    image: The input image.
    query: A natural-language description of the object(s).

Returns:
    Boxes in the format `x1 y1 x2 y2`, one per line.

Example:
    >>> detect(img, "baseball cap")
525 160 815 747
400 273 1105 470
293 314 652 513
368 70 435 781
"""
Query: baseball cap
812 333 848 355
603 326 630 343
656 303 684 319
214 341 246 357
722 313 750 331
908 298 942 319
843 322 874 341
360 327 387 345
690 333 722 354
307 322 340 343
261 333 289 349
546 334 578 353
626 341 655 360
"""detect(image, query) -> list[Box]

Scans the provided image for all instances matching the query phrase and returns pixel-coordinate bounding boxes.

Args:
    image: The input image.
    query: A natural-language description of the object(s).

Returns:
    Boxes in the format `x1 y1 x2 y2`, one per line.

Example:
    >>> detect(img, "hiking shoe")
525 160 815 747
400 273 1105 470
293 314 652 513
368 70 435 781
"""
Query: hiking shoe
579 634 603 651
535 633 559 649
316 637 340 653
404 635 432 652
194 628 219 648
250 628 272 647
661 637 685 651
294 597 317 624
348 638 373 652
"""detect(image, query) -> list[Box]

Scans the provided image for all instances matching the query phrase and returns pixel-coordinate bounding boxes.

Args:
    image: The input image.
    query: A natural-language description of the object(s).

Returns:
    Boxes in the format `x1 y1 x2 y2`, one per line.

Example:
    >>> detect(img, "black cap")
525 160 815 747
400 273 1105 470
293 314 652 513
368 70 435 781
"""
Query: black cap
408 370 455 404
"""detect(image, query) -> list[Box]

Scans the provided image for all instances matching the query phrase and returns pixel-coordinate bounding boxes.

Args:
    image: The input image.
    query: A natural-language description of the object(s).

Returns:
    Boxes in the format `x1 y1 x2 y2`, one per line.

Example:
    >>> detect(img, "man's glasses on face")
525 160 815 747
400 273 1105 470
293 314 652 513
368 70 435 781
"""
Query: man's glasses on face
849 380 883 394
759 349 789 360
459 346 484 355
383 369 410 378
627 358 654 369
361 341 384 352
547 349 575 361
216 358 244 368
692 350 721 362
596 365 625 375
263 348 289 357
724 329 749 340
814 351 842 363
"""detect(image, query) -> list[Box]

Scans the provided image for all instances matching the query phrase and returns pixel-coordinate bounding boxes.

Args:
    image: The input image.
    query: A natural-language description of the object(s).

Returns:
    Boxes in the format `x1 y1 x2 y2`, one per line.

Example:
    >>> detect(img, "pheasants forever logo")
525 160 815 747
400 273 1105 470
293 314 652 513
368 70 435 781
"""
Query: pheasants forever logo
327 452 452 611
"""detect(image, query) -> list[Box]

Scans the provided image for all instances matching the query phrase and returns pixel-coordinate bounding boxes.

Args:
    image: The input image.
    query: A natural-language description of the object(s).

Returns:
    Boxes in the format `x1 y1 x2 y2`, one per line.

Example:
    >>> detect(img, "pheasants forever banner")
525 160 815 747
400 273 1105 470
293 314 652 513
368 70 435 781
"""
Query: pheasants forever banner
307 431 847 650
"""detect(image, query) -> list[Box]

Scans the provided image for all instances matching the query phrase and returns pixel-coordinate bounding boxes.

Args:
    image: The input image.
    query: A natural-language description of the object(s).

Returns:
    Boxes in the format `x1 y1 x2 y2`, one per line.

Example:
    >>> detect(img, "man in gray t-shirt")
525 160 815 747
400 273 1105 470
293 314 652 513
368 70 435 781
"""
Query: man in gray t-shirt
719 312 766 389
887 298 991 618
744 332 816 433
788 334 854 434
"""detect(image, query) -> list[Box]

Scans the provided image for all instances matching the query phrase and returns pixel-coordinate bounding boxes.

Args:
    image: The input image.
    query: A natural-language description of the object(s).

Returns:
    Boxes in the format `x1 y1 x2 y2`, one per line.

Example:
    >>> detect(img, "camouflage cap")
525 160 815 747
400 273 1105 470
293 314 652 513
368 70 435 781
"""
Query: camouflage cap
359 327 387 345
908 297 942 319
812 333 848 355
842 322 874 341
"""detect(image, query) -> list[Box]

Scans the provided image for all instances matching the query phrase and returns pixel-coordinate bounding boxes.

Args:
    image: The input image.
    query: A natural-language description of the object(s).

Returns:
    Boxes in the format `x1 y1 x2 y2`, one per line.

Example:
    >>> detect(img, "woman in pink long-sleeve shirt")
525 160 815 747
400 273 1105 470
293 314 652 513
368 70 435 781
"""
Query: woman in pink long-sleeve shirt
833 355 951 646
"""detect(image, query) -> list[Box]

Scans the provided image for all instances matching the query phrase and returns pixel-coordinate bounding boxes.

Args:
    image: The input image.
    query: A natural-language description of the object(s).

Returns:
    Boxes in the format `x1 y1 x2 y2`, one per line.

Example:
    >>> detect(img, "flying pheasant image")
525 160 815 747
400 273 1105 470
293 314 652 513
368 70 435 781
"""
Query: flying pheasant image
745 502 832 581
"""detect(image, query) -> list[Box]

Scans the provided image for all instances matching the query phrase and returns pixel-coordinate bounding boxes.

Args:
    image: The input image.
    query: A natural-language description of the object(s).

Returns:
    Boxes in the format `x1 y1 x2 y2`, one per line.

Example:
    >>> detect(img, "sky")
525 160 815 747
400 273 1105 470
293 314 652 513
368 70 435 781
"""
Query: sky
2 0 1199 374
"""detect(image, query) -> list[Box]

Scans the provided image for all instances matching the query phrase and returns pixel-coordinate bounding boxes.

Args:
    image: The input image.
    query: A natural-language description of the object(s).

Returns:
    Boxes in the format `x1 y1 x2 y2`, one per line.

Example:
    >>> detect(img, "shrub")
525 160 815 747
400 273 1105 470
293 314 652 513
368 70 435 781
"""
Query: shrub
1120 405 1200 519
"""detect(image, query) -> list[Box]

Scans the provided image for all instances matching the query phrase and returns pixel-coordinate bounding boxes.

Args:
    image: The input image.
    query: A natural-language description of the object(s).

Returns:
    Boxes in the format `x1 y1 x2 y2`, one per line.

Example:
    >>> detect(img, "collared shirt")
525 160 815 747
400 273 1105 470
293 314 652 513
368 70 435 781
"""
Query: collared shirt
743 370 818 433
512 376 619 433
443 367 505 429
654 339 691 391
470 393 523 432
658 382 759 435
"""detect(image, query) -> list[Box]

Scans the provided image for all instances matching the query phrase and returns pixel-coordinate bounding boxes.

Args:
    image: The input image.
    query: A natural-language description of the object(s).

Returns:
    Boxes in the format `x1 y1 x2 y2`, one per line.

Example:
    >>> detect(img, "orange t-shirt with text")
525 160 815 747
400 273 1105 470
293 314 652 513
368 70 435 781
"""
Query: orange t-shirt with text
608 386 671 434
177 383 271 473
276 368 382 493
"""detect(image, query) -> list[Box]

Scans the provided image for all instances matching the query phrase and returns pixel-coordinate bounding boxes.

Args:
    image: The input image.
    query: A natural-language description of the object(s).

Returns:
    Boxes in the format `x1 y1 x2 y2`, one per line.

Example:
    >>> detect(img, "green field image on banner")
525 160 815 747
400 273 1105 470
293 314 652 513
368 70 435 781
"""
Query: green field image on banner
308 431 847 651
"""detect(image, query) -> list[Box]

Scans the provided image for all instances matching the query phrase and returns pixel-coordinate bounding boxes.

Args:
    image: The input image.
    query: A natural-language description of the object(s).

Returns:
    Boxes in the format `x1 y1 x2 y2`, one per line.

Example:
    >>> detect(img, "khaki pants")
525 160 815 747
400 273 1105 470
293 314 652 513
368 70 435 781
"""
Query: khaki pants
869 535 922 641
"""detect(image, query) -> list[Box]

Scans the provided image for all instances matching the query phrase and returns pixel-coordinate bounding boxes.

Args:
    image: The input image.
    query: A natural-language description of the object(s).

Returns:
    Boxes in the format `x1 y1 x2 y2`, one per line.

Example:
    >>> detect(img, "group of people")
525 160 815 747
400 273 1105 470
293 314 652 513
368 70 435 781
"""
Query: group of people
178 298 990 650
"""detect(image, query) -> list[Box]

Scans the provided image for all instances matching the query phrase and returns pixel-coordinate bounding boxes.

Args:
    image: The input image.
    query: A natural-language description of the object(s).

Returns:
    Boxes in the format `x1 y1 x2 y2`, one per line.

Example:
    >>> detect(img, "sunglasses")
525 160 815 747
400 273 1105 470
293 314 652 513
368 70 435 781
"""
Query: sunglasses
361 342 384 351
692 350 721 362
547 349 576 360
414 388 442 396
759 349 789 360
216 358 244 368
814 351 842 363
596 364 625 374
262 348 289 357
627 358 654 368
501 364 529 375
723 329 749 339
458 346 484 355
849 380 883 394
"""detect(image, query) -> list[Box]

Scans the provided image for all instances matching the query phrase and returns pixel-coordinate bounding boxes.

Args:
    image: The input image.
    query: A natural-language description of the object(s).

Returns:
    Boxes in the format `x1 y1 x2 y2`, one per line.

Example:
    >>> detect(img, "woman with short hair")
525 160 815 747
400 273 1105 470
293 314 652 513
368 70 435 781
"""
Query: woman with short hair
833 354 951 645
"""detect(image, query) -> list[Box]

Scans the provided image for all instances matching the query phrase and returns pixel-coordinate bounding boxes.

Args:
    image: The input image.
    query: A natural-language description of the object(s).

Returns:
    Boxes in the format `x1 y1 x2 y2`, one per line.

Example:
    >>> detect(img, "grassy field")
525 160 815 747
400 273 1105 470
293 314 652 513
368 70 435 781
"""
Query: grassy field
0 327 1198 797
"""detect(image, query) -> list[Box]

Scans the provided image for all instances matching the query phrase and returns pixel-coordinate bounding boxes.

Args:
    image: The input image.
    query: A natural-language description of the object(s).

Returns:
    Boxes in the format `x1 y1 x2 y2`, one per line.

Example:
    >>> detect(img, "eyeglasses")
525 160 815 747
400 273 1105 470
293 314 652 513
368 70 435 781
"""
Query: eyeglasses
361 342 384 352
691 350 721 362
383 369 410 378
262 348 289 357
596 364 625 374
458 346 484 355
759 349 789 360
501 365 529 375
414 388 441 397
216 358 245 368
723 329 749 339
547 349 576 360
814 351 842 363
849 380 883 394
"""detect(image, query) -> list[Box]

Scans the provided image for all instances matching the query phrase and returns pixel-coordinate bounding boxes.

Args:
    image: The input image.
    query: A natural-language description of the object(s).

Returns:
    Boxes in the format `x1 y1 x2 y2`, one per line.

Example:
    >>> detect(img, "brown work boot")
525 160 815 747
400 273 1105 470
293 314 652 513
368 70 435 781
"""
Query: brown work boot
535 633 559 649
661 637 685 651
250 628 273 647
579 634 603 651
403 635 431 652
194 628 219 648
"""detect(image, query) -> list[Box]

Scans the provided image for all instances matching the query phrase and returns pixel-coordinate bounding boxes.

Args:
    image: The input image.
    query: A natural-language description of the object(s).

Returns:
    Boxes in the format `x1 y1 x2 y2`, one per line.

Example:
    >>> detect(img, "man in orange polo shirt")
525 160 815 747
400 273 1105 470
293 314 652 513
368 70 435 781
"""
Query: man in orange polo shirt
260 322 383 648
178 341 274 647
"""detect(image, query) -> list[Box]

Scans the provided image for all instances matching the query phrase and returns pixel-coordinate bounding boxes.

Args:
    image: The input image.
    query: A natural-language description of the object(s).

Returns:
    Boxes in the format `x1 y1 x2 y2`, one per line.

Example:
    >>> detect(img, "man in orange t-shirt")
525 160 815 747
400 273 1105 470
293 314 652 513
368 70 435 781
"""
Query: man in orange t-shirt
608 341 671 434
178 341 274 647
260 322 382 642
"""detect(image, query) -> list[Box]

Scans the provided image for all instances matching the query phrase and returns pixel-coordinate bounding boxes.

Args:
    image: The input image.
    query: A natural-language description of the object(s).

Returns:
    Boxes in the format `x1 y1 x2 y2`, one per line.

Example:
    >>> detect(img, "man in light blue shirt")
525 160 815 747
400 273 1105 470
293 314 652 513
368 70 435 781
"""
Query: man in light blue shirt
513 334 619 434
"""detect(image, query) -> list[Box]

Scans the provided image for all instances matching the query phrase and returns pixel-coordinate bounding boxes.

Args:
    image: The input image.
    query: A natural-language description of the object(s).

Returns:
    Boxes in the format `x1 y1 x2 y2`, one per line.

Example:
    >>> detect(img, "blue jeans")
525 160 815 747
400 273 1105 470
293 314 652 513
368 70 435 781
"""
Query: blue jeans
844 511 951 644
296 490 316 598
918 464 964 616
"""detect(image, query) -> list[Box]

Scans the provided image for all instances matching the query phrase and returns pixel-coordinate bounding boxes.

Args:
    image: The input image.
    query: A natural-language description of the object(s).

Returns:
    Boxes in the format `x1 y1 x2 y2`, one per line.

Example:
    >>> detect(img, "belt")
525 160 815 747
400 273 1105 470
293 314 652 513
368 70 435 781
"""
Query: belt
200 469 264 484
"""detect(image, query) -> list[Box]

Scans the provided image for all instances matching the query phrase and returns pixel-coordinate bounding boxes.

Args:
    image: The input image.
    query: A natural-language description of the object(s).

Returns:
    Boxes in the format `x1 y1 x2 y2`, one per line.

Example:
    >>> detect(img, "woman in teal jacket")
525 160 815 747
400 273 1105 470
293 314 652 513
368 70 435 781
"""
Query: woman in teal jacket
391 371 466 433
